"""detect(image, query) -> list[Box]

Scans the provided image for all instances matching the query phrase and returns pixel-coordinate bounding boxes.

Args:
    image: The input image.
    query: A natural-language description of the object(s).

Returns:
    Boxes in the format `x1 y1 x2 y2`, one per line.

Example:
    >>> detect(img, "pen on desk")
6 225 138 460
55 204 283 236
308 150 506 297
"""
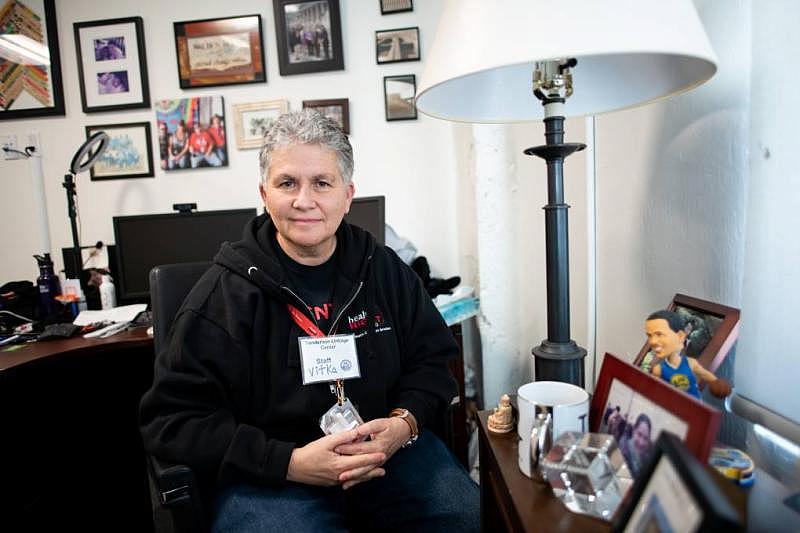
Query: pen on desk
0 334 21 346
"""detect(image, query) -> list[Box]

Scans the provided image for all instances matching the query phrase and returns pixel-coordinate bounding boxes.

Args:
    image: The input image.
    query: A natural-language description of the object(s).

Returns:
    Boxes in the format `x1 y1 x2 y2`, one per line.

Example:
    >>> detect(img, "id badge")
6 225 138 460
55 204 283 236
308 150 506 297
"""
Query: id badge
299 334 361 385
319 397 364 435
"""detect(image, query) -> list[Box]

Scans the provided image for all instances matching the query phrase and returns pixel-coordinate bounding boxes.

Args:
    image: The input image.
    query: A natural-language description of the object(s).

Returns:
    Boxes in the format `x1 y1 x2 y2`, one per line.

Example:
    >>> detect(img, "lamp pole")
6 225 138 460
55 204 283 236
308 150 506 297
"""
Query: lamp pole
528 59 587 386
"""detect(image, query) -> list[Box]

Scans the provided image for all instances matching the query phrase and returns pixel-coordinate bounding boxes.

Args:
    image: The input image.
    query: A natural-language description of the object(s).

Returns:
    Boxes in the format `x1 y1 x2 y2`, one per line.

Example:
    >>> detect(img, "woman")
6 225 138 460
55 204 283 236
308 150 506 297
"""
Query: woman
168 121 190 170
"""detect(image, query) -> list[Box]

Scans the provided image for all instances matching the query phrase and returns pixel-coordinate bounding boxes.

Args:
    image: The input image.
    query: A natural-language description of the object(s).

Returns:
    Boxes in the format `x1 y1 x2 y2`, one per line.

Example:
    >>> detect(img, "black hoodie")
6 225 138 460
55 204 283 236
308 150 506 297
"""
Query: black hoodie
139 214 458 492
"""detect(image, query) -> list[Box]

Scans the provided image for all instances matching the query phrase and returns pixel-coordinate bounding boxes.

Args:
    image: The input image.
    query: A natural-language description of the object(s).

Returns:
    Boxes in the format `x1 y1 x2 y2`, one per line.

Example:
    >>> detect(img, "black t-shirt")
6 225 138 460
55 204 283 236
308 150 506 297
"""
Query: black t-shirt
270 232 338 333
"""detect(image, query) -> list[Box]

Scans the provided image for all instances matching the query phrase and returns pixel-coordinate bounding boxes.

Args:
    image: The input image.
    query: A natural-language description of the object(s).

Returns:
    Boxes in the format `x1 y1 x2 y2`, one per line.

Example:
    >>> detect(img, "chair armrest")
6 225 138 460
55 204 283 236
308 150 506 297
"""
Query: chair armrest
147 455 207 532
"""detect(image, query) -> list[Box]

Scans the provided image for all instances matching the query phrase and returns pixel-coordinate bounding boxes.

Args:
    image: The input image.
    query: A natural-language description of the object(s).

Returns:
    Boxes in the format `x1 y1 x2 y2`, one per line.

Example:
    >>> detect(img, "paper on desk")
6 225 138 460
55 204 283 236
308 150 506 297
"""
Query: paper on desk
73 304 148 326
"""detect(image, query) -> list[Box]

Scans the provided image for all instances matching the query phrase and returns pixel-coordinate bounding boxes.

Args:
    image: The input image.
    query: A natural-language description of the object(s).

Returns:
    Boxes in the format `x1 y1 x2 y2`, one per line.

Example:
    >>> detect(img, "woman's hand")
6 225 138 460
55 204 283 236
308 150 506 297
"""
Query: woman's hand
334 417 411 489
286 429 386 487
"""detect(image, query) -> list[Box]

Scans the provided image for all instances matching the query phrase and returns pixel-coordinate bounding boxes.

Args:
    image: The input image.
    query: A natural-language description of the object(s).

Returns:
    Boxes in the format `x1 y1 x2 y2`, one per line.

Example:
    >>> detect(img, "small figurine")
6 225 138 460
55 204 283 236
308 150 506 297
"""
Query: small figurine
488 393 515 433
645 310 732 399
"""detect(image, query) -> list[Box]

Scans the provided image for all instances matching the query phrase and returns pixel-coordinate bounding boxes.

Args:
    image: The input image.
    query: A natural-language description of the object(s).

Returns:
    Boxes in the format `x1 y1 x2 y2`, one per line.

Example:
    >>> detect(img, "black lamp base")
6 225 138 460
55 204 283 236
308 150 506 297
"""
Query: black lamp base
532 340 586 386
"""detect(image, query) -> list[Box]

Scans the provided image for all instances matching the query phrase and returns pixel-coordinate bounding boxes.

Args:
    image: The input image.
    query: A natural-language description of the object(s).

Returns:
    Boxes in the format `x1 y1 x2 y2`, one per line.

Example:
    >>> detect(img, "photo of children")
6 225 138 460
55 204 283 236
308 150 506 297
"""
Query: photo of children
155 96 228 171
97 71 129 94
93 37 126 61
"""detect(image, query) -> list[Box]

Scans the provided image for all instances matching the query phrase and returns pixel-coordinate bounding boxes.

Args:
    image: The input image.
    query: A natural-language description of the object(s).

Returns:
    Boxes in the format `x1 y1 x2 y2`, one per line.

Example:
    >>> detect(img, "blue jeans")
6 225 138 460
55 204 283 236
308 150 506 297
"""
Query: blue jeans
211 430 479 532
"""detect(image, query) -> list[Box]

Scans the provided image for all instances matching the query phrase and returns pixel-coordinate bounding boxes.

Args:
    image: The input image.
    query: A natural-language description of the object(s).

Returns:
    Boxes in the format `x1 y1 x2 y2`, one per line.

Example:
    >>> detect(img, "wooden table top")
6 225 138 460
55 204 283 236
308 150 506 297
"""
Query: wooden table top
478 410 610 532
0 326 152 372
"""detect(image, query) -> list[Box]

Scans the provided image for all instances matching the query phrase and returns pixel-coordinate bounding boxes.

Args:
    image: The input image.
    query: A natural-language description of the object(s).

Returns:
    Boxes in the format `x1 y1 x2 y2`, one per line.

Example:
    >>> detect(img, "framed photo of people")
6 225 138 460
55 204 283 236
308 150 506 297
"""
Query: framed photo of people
634 294 740 376
375 27 420 64
155 96 228 171
84 122 154 180
0 0 65 120
302 98 349 134
384 74 417 121
611 433 744 532
591 353 721 479
380 0 413 15
273 0 344 76
73 17 150 113
173 15 266 89
232 99 289 150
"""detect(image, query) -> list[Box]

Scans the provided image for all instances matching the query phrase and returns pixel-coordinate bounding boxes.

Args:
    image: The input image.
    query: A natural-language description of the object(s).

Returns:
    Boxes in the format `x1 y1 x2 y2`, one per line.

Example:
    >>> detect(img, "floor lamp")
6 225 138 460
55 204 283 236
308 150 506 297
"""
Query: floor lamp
416 0 717 386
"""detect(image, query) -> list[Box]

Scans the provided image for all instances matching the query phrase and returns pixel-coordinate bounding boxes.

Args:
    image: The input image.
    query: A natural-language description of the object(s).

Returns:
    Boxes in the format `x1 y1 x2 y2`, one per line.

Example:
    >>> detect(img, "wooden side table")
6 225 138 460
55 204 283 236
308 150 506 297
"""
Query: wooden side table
478 410 609 533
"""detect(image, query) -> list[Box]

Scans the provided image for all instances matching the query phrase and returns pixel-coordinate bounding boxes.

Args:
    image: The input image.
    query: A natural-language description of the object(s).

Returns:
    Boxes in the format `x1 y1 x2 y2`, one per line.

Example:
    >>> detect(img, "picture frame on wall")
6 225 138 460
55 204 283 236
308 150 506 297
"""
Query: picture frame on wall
384 74 417 121
634 294 741 376
0 0 65 120
85 122 154 180
303 98 349 134
155 95 228 171
232 100 289 150
591 353 721 478
376 27 420 64
380 0 413 15
273 0 344 76
73 17 150 113
173 14 266 89
611 432 744 532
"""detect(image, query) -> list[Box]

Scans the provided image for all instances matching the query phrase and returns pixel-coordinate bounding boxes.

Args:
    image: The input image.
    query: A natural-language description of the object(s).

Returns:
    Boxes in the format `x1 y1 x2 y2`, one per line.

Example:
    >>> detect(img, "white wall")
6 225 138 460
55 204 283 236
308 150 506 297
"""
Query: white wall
1 0 460 284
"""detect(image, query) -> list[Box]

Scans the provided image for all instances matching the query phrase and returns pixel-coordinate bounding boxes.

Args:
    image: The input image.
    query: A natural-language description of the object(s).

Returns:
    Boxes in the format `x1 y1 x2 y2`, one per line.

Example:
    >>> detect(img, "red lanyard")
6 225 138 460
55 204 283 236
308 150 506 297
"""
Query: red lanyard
286 303 325 337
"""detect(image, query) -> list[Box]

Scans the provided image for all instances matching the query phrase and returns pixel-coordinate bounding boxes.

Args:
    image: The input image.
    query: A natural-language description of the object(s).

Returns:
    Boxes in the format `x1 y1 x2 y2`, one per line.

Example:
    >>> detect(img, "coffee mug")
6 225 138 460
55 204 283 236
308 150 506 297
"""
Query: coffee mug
517 381 589 477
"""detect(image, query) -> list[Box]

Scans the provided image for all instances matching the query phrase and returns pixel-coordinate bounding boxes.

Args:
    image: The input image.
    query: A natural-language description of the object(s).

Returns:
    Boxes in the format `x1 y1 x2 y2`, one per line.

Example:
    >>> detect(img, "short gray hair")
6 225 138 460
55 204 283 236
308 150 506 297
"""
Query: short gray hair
258 109 353 184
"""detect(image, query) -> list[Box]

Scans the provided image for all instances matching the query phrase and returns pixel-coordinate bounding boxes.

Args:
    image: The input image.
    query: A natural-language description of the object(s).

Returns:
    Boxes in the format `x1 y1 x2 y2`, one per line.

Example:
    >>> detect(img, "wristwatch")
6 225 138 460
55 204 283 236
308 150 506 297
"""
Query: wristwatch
390 408 419 447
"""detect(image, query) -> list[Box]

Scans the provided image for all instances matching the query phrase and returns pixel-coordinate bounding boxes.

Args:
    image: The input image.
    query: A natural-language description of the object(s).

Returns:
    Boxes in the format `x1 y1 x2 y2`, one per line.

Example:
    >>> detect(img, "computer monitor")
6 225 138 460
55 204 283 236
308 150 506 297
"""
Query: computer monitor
113 208 257 301
345 195 385 245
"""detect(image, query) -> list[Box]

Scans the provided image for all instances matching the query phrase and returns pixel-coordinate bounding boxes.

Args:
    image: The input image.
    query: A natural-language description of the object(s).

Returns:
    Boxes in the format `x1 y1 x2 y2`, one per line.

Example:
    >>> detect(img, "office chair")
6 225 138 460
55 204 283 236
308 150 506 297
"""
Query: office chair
147 261 213 533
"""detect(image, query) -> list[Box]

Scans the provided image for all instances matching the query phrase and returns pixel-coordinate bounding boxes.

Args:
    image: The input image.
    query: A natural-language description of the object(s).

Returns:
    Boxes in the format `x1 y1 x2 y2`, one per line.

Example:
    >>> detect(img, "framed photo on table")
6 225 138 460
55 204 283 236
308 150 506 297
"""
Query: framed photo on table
73 17 150 113
0 0 65 120
591 353 721 478
611 432 743 532
380 0 413 14
85 122 154 180
375 27 420 64
173 14 266 89
273 0 344 76
303 98 349 134
232 100 289 150
384 74 417 121
635 294 740 375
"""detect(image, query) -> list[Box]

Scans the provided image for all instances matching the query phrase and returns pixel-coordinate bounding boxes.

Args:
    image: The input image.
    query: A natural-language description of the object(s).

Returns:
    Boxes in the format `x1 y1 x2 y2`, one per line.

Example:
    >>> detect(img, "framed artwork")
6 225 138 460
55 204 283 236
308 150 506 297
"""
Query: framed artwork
273 0 344 76
375 27 420 64
384 74 417 121
611 433 744 532
380 0 413 14
232 99 289 150
635 294 741 376
73 17 150 113
155 96 228 171
303 98 349 134
85 122 153 180
0 0 65 120
173 14 266 89
591 353 721 478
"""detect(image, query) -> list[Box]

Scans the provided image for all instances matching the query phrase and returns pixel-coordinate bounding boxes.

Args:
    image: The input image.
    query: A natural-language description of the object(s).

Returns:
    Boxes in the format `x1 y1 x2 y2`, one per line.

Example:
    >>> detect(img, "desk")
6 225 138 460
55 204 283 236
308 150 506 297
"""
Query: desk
1 328 154 531
478 411 608 532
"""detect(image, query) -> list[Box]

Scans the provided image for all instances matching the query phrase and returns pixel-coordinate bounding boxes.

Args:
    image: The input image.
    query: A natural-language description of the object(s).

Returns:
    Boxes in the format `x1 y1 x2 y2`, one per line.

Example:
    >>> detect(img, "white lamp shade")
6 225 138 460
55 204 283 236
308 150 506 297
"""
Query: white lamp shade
416 0 718 123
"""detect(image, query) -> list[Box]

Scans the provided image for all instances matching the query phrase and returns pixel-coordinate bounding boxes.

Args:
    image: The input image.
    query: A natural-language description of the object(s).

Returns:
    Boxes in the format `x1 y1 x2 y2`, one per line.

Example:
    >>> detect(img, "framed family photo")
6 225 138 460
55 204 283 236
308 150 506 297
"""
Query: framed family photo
375 27 420 64
173 15 266 89
384 74 417 121
612 433 744 532
0 0 65 120
73 17 150 113
232 100 289 150
273 0 344 76
303 98 349 134
635 294 741 376
380 0 413 14
155 96 228 171
85 122 153 180
591 353 721 478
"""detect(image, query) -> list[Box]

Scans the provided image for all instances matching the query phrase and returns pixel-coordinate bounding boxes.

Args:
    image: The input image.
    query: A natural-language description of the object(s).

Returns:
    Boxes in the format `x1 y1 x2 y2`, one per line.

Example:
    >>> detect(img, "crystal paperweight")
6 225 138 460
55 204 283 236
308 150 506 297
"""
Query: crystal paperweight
540 432 633 521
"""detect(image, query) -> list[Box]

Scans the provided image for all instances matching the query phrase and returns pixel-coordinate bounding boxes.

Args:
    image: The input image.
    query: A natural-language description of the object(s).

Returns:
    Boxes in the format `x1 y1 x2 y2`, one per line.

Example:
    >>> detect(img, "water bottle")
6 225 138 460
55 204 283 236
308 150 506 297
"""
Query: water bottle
34 253 62 318
100 274 116 310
